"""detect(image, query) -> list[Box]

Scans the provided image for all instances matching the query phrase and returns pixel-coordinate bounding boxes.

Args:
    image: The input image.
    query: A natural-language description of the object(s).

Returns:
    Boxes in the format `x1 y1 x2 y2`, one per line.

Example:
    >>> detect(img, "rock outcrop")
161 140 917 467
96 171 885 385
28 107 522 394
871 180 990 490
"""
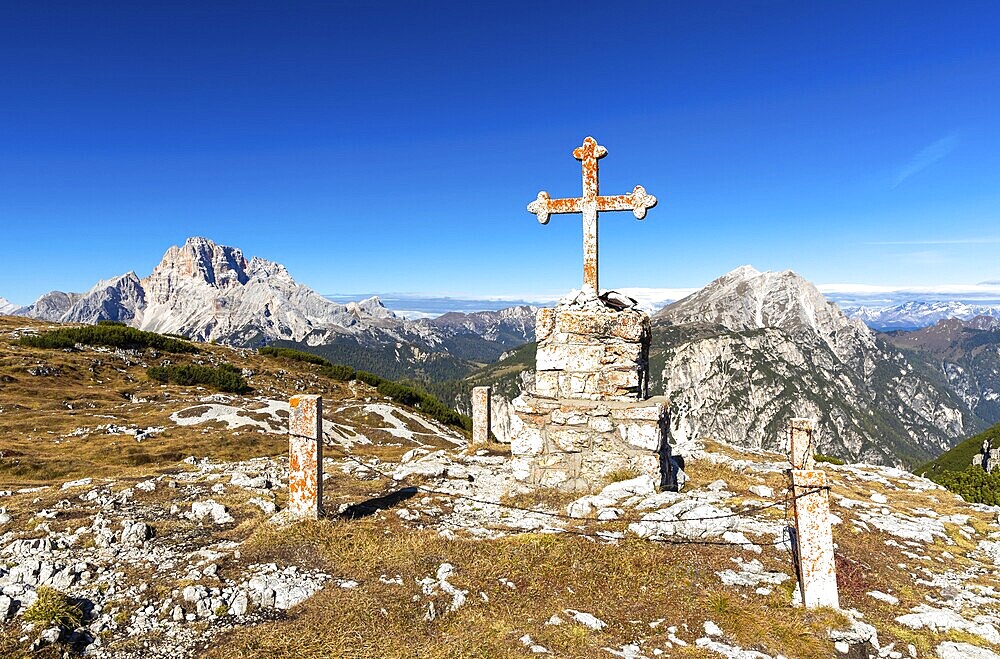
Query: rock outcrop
0 297 19 315
655 266 972 466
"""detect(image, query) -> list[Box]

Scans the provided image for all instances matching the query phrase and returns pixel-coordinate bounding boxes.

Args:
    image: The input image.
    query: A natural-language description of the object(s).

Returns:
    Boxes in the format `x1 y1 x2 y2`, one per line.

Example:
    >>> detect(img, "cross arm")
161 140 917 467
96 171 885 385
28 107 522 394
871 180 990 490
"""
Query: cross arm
527 191 583 224
595 185 658 219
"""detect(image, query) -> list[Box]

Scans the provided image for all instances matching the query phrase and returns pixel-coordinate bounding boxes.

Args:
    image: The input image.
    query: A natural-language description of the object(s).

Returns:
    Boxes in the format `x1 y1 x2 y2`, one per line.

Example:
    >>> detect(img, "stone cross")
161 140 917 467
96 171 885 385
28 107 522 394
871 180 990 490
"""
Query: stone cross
527 136 658 294
288 394 323 519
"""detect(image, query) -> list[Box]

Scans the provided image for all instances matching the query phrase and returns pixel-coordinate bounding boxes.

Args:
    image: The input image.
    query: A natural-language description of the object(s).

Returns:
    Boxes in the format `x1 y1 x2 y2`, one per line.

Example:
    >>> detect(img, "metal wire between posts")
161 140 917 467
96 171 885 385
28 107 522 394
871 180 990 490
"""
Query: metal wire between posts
319 434 829 550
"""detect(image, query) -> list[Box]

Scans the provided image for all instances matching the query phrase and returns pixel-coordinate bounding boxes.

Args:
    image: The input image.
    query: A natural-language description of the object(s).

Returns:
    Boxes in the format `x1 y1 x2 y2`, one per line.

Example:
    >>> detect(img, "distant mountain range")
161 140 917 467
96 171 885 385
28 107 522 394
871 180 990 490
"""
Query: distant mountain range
3 237 536 381
844 301 1000 331
3 240 997 466
324 289 1000 331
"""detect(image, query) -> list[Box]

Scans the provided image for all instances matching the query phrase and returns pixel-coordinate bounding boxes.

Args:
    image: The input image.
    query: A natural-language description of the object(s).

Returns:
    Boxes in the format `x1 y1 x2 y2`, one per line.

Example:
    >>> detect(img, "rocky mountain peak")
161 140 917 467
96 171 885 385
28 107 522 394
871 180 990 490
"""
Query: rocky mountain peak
350 296 396 320
59 271 147 324
246 256 290 280
0 297 19 315
657 265 874 363
151 237 250 289
969 315 1000 331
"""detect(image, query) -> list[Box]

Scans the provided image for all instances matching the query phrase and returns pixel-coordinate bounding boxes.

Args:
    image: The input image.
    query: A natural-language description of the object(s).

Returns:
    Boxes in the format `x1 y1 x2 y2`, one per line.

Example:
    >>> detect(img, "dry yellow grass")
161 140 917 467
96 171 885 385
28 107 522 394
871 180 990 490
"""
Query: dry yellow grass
202 517 844 659
0 316 456 487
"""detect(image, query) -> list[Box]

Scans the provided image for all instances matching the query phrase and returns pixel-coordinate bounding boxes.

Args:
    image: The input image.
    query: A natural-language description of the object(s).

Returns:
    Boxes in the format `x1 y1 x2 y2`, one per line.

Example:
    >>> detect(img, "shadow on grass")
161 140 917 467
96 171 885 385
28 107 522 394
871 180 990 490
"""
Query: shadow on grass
337 486 418 520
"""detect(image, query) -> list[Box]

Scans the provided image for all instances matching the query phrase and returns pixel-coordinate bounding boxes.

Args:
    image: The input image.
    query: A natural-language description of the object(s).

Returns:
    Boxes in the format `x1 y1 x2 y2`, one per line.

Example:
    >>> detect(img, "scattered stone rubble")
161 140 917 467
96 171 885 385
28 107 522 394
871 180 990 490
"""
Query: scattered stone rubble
4 435 1000 656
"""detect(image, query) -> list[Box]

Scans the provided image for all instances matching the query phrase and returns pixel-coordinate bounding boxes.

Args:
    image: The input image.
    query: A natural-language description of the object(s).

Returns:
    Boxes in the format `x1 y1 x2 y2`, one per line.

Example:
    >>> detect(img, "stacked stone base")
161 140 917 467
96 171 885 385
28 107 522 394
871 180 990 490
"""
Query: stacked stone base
510 394 672 492
534 302 650 401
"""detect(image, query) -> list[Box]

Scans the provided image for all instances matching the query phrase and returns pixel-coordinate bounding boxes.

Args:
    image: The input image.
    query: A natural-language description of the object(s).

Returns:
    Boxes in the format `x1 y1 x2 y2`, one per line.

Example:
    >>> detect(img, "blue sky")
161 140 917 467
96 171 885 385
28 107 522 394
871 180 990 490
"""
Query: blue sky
2 1 1000 305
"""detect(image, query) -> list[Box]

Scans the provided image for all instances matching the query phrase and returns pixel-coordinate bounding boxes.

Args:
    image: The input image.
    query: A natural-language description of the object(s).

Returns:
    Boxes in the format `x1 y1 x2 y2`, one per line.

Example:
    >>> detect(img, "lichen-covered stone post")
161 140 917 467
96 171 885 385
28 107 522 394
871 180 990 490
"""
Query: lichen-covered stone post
788 417 817 470
471 386 491 446
288 395 323 519
786 418 837 608
790 468 839 609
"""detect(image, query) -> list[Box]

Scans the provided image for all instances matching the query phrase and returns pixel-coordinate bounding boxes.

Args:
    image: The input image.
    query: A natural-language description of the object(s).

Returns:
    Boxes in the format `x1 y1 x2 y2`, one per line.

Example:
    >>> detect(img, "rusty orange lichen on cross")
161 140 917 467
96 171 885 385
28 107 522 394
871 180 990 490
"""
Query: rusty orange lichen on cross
526 136 658 294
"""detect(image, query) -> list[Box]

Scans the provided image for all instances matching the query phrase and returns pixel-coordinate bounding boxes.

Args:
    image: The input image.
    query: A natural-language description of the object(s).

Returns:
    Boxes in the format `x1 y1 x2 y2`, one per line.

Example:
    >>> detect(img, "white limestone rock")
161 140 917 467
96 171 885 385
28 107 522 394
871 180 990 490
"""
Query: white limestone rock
937 642 1000 658
190 500 234 524
600 475 656 500
896 605 1000 644
564 609 607 631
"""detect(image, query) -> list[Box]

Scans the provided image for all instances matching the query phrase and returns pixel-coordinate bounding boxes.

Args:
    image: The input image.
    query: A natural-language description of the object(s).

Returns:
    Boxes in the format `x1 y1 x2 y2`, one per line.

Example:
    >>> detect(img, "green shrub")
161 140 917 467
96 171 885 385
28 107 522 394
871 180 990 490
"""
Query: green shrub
261 347 469 430
19 324 196 353
258 347 356 381
319 364 355 381
814 453 845 466
356 370 384 387
258 346 330 366
147 363 250 394
377 381 421 406
374 380 470 430
930 466 1000 505
22 586 84 629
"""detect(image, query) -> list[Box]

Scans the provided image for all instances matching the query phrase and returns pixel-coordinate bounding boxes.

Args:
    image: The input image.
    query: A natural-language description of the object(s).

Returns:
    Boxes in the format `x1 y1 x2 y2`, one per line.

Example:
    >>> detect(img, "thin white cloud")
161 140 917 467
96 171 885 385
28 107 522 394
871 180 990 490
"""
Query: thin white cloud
892 133 960 188
866 237 1000 246
817 282 1000 296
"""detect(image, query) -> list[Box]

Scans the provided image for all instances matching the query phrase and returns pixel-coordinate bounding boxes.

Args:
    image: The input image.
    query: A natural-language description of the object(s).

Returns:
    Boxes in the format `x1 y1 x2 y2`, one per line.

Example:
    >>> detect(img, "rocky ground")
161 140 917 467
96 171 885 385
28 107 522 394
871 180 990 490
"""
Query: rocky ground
4 317 1000 657
4 432 1000 657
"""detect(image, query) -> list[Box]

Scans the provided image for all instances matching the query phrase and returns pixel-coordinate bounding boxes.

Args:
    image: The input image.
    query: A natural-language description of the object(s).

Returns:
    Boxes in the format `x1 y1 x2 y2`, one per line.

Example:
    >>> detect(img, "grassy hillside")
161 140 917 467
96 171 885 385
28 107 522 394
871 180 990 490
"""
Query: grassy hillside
0 316 467 486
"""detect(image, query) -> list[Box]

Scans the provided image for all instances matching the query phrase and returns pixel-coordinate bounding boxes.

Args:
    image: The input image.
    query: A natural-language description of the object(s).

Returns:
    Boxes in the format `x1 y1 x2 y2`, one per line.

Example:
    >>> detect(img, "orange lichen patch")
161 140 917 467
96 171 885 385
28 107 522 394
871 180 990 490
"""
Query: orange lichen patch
546 196 584 214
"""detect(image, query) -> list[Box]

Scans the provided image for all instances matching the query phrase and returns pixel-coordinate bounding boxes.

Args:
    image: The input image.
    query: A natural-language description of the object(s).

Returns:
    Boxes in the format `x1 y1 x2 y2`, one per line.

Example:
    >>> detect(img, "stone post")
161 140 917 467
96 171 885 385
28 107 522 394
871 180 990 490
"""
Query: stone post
288 395 323 519
471 386 491 446
790 468 839 609
788 417 817 470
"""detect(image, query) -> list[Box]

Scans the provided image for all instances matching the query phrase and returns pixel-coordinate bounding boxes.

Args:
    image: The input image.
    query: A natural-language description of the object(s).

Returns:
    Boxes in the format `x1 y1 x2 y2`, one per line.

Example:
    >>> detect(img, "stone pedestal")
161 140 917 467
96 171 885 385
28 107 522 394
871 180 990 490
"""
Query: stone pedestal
511 394 671 491
790 469 839 609
534 303 650 401
510 295 671 492
471 386 492 446
788 418 817 470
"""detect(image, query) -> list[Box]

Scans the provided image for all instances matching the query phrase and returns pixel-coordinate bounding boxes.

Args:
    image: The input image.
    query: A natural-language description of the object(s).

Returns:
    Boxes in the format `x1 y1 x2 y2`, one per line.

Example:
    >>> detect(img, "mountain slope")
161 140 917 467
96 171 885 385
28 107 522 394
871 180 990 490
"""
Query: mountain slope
918 420 1000 476
884 316 1000 425
654 266 975 466
0 297 19 315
